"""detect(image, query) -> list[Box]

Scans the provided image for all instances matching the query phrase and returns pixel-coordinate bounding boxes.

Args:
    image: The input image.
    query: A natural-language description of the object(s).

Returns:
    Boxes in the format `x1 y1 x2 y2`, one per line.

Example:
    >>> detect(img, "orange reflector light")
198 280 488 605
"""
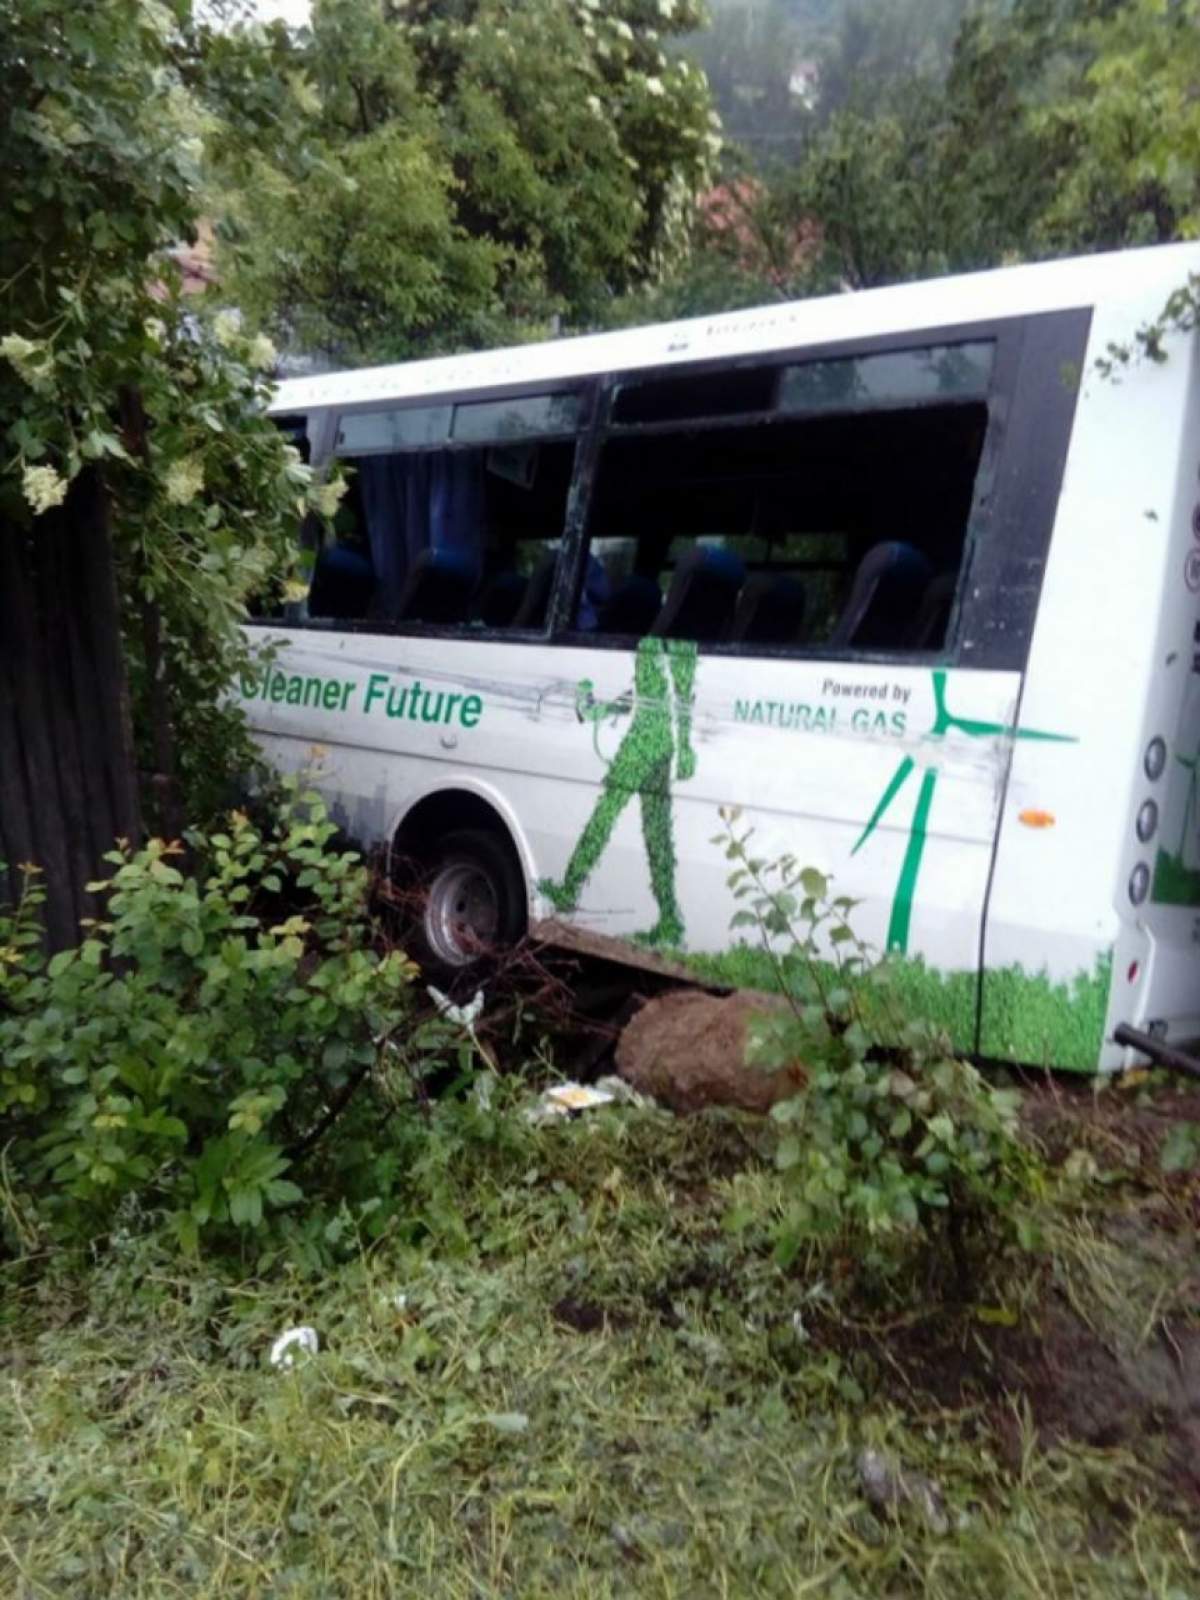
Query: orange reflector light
1018 808 1056 828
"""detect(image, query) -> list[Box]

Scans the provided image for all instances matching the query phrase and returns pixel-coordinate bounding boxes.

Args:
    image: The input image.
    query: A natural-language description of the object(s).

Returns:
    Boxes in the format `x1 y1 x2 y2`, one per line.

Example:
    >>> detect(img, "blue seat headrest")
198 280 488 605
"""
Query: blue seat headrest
830 540 934 650
692 544 746 586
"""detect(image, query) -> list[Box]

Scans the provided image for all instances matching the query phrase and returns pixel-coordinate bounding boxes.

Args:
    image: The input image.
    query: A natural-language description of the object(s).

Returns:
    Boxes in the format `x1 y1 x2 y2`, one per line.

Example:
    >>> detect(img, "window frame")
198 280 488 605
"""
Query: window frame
259 377 600 642
556 309 1091 671
250 308 1091 672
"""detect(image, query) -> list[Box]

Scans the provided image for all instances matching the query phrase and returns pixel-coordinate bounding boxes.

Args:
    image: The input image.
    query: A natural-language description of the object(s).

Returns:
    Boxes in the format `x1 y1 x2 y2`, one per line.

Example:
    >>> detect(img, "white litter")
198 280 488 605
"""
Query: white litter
270 1325 319 1369
428 985 496 1070
472 1070 497 1112
483 1411 530 1435
524 1076 653 1124
427 986 485 1030
525 1082 614 1123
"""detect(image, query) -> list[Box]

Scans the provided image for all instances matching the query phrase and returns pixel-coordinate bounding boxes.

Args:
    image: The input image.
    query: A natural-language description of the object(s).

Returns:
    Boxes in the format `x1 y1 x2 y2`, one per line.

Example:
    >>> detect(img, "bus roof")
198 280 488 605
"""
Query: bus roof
268 242 1200 417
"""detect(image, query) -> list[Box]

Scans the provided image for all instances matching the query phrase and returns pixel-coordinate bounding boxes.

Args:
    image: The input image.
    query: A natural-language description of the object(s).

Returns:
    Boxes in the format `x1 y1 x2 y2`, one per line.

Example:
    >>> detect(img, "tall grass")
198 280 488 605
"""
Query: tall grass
3 1094 1195 1598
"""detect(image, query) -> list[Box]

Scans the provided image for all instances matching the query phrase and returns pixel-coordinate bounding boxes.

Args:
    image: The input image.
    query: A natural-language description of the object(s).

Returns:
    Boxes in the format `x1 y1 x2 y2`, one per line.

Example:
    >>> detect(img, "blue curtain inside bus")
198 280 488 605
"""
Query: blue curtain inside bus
356 452 484 616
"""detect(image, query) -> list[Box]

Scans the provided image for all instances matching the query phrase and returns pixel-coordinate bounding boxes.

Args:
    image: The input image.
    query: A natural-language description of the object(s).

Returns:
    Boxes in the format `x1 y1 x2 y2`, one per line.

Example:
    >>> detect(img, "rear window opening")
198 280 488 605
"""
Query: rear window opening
578 401 988 654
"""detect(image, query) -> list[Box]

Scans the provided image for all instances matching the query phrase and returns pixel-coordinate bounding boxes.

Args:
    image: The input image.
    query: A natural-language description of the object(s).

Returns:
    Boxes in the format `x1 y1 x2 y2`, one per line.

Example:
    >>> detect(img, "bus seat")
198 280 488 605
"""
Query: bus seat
650 546 745 643
474 570 526 628
829 541 933 650
597 574 663 635
307 543 375 621
512 550 559 629
575 553 612 631
393 547 479 626
905 570 958 650
731 572 807 646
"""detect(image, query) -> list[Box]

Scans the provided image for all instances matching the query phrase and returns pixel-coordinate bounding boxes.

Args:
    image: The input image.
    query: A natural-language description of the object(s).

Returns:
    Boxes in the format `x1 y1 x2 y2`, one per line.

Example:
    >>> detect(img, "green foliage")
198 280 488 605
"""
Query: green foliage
810 0 976 118
0 786 424 1255
681 0 811 163
4 1082 1199 1597
1160 1120 1200 1174
0 0 334 822
676 0 1200 303
716 809 1034 1289
219 0 720 360
1029 0 1200 254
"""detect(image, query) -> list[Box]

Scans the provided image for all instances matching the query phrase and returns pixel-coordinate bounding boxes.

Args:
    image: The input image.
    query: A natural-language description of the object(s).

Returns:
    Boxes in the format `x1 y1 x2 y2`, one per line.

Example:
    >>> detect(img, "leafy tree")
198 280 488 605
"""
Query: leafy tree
810 0 976 119
0 790 420 1256
681 0 810 164
0 0 321 938
220 0 720 360
687 0 1200 298
1027 0 1200 250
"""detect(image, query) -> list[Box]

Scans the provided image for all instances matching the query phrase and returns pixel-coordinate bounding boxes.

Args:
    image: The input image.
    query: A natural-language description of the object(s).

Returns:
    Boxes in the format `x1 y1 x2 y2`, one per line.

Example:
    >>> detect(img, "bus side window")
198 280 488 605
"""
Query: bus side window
581 345 992 655
316 394 582 631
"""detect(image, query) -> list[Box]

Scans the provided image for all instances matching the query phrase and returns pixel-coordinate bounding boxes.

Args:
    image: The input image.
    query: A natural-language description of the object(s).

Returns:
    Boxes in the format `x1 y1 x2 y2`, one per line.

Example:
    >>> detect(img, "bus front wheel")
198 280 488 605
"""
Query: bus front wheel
411 827 526 978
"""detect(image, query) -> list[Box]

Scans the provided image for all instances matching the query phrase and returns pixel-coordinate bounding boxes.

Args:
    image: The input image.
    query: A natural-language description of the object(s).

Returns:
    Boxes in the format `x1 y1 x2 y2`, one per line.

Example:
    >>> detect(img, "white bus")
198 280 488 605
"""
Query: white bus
243 243 1200 1073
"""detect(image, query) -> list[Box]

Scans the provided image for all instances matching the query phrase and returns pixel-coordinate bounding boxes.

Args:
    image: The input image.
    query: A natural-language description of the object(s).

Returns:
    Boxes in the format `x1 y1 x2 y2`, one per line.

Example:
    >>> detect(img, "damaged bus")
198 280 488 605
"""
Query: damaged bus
243 242 1200 1072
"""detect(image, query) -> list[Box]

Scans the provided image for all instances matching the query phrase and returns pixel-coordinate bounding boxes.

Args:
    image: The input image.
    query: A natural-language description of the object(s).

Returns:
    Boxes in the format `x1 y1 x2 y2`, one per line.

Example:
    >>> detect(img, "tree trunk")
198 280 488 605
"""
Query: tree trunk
140 595 183 842
0 471 141 949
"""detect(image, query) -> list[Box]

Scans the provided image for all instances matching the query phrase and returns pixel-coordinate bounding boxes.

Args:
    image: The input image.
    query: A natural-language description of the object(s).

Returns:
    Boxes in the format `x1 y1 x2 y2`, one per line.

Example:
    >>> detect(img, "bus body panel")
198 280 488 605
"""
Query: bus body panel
249 243 1200 1072
244 633 1018 1057
982 283 1200 1069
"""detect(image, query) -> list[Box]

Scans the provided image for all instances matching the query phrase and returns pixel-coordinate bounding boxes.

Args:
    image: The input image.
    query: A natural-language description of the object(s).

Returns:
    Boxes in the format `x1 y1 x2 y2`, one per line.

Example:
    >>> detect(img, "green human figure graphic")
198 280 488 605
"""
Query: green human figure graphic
853 669 1075 953
540 637 698 948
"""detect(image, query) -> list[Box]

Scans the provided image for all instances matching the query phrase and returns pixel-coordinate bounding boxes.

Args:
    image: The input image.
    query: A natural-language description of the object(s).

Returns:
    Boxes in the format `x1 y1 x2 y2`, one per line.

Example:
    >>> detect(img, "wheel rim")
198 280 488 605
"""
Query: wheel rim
424 860 500 967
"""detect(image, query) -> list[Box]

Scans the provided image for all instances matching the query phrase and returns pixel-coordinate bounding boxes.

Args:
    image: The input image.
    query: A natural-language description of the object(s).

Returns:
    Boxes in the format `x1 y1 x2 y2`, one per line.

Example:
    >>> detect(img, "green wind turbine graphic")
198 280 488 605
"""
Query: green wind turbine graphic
851 670 1076 953
1173 739 1200 858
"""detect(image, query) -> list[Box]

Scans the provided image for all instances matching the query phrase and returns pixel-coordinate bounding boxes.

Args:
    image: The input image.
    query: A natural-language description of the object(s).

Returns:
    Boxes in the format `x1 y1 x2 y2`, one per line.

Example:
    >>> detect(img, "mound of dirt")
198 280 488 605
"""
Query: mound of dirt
615 989 803 1114
862 1210 1200 1508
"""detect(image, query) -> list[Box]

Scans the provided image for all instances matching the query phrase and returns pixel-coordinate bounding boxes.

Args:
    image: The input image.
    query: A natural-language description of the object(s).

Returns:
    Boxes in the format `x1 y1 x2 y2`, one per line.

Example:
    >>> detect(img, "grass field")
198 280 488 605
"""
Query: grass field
4 1079 1200 1599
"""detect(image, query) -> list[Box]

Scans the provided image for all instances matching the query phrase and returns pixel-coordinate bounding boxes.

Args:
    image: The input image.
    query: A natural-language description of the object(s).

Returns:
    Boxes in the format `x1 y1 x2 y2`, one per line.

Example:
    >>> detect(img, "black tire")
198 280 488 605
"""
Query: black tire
407 827 527 980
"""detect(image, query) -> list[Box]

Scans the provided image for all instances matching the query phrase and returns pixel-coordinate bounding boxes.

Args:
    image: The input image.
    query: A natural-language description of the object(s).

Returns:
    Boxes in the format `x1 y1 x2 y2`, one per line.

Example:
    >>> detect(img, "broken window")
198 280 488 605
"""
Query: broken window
305 392 583 630
579 343 993 654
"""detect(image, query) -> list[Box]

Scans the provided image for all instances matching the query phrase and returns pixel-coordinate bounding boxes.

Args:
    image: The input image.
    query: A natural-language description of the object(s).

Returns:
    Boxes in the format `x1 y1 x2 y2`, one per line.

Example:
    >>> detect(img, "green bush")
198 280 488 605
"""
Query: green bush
0 787 421 1256
717 809 1034 1293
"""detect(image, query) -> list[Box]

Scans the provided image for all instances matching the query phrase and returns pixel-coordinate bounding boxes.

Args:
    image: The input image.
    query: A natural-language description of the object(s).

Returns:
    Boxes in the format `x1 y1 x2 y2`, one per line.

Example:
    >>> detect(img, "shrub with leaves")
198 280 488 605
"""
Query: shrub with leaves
0 787 419 1255
0 0 346 847
717 809 1033 1294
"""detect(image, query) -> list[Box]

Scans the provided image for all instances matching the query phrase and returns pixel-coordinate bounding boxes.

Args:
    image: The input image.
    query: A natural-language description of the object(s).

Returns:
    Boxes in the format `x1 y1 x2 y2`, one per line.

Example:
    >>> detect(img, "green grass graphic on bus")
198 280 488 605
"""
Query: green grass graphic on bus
685 945 1112 1072
540 637 697 948
854 669 1076 953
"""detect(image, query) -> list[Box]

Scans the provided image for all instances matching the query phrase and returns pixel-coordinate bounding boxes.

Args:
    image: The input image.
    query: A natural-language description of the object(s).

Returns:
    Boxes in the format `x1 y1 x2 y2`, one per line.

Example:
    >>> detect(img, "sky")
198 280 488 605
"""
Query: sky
254 0 311 21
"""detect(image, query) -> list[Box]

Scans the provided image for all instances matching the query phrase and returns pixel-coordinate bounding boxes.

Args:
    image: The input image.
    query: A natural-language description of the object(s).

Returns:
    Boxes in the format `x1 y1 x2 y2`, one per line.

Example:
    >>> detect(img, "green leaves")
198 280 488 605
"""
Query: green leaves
1160 1121 1200 1175
216 0 717 361
716 813 1033 1290
0 787 417 1255
2 0 336 828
